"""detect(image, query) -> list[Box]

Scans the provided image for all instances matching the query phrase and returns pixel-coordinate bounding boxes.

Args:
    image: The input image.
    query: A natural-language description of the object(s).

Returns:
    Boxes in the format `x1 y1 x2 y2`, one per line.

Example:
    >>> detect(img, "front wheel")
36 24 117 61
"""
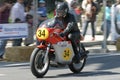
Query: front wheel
30 48 50 78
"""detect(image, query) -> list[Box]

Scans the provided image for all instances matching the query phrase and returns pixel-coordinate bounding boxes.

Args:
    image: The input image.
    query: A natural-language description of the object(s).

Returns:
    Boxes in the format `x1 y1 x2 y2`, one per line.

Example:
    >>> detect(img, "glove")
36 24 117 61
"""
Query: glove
59 32 64 37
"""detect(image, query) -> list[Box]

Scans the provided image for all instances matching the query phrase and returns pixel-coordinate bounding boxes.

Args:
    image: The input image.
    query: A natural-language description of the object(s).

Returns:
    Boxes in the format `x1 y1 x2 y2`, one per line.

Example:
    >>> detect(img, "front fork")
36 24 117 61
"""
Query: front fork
43 43 51 63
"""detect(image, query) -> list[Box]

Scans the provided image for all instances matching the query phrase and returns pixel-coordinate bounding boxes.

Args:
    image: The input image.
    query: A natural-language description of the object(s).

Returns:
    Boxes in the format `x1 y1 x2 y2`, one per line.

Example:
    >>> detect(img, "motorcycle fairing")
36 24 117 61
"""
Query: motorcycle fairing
53 41 74 64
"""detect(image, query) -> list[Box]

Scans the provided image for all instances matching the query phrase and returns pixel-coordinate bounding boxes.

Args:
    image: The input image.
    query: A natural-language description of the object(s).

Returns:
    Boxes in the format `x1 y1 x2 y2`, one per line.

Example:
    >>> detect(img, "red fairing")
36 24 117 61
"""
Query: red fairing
37 44 46 48
46 28 65 44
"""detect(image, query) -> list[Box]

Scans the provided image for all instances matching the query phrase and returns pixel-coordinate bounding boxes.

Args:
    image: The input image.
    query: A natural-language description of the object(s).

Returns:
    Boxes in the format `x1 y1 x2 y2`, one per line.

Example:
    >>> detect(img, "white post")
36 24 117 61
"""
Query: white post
102 0 107 52
33 0 38 43
33 0 38 32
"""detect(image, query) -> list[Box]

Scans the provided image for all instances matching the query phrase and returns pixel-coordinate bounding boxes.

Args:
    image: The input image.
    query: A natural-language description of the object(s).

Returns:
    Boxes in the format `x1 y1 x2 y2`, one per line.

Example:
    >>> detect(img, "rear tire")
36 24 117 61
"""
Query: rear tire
69 58 86 73
30 48 50 78
69 43 87 73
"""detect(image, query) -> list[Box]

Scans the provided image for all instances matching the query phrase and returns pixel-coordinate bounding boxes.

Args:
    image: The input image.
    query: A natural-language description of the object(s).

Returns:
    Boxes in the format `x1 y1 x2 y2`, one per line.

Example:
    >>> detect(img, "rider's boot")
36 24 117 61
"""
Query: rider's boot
73 53 81 63
80 50 89 59
74 51 89 63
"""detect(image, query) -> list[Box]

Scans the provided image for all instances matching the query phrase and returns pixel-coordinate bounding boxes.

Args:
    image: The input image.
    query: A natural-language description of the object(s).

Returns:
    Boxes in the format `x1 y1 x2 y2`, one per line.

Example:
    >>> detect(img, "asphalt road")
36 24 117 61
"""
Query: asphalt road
0 53 120 80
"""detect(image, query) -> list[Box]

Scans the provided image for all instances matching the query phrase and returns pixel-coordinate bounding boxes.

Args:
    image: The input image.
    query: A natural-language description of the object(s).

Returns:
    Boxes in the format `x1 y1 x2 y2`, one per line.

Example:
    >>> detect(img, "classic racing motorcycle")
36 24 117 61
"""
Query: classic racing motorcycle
30 18 89 78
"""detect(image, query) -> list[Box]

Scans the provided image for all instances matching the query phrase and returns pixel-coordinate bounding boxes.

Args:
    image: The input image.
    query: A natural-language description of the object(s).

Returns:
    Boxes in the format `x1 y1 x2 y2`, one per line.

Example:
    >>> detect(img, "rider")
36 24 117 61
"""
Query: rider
51 2 87 63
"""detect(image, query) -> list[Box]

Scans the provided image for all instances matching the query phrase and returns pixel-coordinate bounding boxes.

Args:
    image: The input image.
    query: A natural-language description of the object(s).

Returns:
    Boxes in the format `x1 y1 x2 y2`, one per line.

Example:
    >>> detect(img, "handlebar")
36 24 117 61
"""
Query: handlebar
53 32 65 41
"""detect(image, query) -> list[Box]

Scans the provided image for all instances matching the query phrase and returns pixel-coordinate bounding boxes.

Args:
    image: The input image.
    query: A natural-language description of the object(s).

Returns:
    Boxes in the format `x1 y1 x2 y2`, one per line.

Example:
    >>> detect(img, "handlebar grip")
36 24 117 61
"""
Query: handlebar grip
53 32 65 41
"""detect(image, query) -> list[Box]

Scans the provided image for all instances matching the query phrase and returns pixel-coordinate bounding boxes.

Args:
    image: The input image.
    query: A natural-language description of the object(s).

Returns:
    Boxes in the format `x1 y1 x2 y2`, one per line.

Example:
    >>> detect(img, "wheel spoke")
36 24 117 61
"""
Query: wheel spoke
34 50 49 73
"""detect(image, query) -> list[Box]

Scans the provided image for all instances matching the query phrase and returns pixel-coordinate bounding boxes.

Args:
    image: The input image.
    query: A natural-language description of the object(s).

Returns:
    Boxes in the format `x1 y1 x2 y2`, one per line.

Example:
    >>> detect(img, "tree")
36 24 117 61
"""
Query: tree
45 0 64 12
45 0 56 12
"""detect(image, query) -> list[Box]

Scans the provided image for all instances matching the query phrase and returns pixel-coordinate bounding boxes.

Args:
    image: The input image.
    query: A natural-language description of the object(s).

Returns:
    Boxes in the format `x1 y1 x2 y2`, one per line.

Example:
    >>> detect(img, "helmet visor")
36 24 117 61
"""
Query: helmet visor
56 10 65 17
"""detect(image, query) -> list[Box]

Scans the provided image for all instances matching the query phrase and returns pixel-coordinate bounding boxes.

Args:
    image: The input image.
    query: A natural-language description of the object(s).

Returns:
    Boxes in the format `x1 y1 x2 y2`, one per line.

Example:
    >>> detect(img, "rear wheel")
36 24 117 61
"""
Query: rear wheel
69 58 86 73
30 48 50 78
69 43 87 73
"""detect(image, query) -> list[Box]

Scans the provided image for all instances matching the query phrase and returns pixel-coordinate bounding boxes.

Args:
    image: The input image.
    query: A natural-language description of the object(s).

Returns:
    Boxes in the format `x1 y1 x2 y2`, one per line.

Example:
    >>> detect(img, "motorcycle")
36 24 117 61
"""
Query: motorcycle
30 18 89 78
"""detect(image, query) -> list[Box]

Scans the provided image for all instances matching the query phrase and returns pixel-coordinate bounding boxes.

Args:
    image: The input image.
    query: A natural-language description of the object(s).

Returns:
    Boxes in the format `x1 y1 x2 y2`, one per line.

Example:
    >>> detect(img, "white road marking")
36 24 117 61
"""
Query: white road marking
0 74 5 76
4 62 29 67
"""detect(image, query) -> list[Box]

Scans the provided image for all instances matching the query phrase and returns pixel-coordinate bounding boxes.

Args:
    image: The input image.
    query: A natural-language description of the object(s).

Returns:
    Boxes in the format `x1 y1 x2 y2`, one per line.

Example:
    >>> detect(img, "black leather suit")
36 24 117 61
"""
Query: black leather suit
50 12 81 57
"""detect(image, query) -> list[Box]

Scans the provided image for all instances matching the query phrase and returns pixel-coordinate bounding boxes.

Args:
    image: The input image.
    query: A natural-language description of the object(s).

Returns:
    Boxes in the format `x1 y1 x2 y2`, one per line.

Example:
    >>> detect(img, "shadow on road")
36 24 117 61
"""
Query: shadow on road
44 70 120 78
43 54 120 79
86 54 120 70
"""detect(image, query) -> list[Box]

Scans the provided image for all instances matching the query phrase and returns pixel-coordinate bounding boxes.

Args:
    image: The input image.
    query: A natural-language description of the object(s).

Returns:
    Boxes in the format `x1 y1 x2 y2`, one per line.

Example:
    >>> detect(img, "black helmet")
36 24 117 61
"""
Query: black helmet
56 2 69 17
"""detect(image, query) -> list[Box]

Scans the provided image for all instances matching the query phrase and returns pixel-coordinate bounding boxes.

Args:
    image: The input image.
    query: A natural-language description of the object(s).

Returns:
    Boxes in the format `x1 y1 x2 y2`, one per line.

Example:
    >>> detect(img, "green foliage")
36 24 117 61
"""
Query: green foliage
47 11 54 19
78 0 83 3
56 0 64 1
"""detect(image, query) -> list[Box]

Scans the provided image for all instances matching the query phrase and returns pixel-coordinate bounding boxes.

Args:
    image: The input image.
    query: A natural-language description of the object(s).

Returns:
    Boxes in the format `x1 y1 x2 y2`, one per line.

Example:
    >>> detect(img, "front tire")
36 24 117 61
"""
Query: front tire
30 48 50 78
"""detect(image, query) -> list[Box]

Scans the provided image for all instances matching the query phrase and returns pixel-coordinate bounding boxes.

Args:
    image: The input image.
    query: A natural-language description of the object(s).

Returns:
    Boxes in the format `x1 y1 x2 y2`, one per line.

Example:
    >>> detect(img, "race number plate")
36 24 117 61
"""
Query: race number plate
36 28 49 40
62 48 72 61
